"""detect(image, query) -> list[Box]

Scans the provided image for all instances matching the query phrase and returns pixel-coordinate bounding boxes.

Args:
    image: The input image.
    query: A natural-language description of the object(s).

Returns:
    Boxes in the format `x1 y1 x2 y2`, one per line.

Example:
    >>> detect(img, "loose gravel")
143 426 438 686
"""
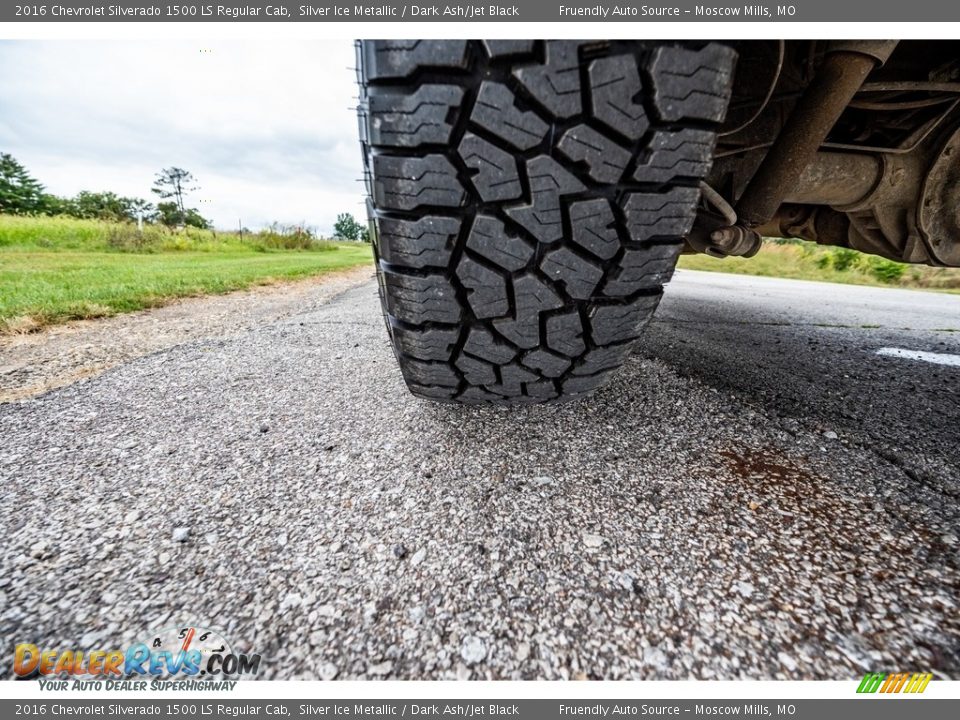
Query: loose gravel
0 276 957 680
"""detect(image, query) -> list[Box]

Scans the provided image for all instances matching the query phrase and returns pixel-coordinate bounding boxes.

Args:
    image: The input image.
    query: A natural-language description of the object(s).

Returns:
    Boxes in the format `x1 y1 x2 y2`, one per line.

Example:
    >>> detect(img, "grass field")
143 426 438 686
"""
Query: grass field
678 240 960 292
4 215 957 334
0 215 372 332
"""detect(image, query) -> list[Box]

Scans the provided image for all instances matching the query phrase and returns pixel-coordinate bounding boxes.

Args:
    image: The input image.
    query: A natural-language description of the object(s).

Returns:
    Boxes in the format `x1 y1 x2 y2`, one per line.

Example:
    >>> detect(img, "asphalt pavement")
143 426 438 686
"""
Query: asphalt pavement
1 270 957 680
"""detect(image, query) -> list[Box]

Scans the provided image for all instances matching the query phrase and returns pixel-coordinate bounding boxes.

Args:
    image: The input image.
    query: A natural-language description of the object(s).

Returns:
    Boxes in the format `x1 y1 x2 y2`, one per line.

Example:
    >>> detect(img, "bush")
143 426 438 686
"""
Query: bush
767 237 803 245
104 223 172 252
867 256 907 283
829 248 861 272
105 223 148 251
252 223 336 251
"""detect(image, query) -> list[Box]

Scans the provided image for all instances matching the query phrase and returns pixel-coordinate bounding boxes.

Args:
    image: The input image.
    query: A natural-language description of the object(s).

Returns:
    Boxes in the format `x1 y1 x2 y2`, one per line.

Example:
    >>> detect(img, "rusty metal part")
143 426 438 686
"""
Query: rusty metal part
699 181 737 225
825 40 898 65
782 152 882 206
752 145 930 263
735 41 899 227
752 205 843 245
858 81 960 93
848 96 958 111
685 222 762 258
716 97 960 159
707 226 763 258
918 124 960 266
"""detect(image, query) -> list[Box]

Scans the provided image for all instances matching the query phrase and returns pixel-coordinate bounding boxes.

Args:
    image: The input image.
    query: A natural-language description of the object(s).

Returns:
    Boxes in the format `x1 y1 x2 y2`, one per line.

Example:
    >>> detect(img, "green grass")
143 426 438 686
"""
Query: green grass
0 215 372 332
678 240 960 293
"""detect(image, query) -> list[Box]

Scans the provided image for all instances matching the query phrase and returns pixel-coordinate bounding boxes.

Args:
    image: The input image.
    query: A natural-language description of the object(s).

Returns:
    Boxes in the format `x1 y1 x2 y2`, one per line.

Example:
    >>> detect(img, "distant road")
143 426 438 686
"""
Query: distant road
1 271 957 680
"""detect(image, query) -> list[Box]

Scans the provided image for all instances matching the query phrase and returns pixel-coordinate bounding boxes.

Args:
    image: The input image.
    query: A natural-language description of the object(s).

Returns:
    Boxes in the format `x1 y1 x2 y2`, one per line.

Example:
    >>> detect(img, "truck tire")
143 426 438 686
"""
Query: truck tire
357 40 736 404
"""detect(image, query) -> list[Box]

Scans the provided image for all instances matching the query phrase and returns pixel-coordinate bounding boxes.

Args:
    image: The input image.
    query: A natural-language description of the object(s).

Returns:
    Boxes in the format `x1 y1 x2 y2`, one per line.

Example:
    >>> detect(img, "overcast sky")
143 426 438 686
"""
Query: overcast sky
0 40 366 233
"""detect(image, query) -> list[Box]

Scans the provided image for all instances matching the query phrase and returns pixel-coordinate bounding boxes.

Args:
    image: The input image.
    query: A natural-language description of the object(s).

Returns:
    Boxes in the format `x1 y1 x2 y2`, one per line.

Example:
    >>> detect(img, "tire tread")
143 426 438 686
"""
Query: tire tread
359 40 736 403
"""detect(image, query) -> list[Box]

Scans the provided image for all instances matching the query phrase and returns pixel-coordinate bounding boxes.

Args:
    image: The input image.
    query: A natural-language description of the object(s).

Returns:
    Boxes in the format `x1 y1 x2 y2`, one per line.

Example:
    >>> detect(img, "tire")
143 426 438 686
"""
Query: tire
357 40 736 404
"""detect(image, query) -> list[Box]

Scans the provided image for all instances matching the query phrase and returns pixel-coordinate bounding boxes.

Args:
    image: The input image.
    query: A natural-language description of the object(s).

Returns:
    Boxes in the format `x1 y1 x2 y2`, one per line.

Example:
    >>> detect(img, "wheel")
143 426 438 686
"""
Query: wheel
357 40 736 404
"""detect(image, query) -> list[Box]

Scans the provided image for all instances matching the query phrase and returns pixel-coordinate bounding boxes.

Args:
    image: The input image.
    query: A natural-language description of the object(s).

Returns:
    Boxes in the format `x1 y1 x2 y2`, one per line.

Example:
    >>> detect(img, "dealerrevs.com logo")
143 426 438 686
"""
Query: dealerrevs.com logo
857 672 933 694
14 626 261 690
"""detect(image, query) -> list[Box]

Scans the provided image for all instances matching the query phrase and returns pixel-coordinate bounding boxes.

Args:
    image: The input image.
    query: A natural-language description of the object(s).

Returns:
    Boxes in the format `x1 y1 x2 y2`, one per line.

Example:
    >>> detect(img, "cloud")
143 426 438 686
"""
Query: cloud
0 39 367 232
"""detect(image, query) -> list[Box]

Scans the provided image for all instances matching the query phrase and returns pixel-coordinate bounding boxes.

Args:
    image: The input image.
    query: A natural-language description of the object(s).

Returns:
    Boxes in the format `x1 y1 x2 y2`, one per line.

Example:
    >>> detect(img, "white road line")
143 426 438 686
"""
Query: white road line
876 347 960 367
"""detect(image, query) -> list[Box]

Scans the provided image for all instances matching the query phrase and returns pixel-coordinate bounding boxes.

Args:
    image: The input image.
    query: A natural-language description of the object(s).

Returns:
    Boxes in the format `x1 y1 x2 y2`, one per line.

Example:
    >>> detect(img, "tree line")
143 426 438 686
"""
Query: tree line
0 153 211 229
2 152 372 241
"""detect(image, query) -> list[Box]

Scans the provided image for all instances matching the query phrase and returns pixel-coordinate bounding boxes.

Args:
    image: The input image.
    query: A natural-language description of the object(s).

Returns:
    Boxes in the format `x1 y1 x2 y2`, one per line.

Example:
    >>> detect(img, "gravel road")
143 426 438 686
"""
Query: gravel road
1 270 957 681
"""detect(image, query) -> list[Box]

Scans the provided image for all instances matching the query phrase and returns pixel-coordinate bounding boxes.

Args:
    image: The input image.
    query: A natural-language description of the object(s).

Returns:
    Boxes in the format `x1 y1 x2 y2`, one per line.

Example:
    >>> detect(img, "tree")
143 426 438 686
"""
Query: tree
333 212 364 241
55 191 152 223
156 202 208 229
39 193 70 216
0 153 46 214
152 167 198 225
71 191 127 221
156 202 182 228
181 207 210 229
126 198 156 224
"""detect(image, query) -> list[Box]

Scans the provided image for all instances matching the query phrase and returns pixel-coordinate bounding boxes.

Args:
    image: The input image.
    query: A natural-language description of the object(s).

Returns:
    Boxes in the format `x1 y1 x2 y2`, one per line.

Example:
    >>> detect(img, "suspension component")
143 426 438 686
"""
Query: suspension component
734 41 898 227
707 226 763 258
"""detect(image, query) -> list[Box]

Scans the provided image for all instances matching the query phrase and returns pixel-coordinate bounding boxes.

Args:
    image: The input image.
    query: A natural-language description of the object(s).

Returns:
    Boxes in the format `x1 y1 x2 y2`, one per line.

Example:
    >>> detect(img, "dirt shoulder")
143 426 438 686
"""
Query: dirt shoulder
0 265 375 403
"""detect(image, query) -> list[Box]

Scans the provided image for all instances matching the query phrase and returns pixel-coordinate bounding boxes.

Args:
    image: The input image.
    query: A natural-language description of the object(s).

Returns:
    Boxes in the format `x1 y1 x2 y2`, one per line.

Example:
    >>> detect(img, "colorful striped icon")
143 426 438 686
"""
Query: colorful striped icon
857 672 933 694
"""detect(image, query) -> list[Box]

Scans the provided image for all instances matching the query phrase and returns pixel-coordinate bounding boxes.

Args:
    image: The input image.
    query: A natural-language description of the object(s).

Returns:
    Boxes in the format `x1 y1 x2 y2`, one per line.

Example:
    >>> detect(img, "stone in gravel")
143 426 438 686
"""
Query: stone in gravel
367 660 392 676
516 642 531 661
319 662 339 681
281 593 302 611
823 430 838 440
942 534 957 546
643 645 668 670
532 476 554 487
411 548 426 566
158 552 171 565
317 604 336 618
777 652 798 672
172 527 190 543
582 533 605 549
259 424 270 433
735 581 755 598
124 510 141 523
460 636 486 665
393 544 409 559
